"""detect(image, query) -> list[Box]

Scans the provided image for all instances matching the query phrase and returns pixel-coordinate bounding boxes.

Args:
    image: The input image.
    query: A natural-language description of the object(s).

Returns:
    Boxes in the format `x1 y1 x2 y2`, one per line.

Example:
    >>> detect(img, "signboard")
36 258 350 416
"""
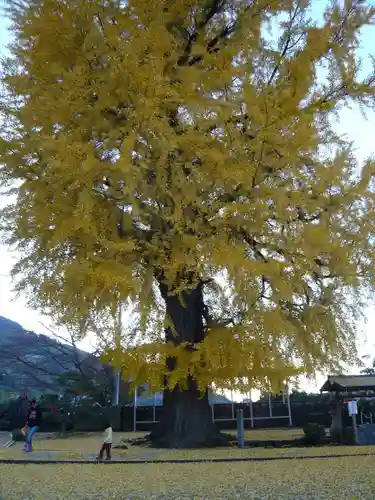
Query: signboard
348 400 358 416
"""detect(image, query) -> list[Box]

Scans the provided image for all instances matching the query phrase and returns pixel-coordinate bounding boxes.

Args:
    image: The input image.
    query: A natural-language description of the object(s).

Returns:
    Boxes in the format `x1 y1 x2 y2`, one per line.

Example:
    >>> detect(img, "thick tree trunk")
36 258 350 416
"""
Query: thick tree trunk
149 274 227 448
150 376 226 448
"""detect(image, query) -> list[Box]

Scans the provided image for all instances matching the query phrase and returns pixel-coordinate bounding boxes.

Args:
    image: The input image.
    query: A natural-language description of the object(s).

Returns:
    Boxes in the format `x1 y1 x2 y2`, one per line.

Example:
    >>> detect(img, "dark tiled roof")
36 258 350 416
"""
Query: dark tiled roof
320 375 375 392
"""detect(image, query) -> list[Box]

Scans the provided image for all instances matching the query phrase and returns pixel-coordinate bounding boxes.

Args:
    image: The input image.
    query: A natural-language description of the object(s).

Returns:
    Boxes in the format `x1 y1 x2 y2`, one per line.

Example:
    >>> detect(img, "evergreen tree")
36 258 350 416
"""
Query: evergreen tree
1 0 375 447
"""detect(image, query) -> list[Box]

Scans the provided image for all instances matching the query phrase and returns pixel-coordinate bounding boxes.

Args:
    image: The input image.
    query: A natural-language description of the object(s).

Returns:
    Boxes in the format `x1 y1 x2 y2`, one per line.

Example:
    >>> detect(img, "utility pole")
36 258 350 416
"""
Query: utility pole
112 303 122 407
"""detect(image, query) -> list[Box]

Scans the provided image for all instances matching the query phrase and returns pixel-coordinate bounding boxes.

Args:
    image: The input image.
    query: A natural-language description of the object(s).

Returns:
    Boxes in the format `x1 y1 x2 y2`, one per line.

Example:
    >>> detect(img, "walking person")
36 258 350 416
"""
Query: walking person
96 420 112 461
24 399 42 452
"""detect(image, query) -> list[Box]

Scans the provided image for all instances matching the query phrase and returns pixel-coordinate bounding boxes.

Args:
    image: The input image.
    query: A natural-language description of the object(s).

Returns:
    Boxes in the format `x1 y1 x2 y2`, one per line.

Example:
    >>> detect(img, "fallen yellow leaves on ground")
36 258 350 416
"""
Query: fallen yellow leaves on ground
2 430 375 462
8 428 302 455
230 428 304 440
0 449 83 460
148 444 375 461
1 455 375 499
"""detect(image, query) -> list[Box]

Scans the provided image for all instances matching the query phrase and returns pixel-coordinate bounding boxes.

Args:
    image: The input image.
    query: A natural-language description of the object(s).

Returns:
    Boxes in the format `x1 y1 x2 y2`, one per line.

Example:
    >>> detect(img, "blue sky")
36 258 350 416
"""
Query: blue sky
0 3 375 397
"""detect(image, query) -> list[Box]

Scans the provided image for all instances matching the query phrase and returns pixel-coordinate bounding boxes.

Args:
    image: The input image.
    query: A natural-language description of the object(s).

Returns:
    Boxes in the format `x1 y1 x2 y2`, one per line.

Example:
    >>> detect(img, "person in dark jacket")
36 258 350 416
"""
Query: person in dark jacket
24 399 42 452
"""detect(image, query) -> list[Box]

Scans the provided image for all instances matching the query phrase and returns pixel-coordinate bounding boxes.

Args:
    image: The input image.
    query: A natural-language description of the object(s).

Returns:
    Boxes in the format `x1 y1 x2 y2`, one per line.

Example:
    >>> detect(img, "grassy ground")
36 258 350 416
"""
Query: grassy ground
1 428 375 462
1 428 303 455
1 456 375 499
37 427 305 447
0 428 303 460
229 427 304 440
1 429 375 498
2 440 375 461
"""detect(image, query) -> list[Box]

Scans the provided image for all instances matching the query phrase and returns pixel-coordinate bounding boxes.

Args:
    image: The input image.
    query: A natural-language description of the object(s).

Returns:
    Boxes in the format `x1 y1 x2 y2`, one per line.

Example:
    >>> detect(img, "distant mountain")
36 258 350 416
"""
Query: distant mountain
0 315 95 396
0 316 25 339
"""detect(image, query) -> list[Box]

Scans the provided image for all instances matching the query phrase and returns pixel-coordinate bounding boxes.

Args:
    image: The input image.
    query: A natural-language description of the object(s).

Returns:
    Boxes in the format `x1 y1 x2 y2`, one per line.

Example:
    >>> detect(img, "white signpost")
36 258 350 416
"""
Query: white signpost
348 400 358 416
348 400 359 445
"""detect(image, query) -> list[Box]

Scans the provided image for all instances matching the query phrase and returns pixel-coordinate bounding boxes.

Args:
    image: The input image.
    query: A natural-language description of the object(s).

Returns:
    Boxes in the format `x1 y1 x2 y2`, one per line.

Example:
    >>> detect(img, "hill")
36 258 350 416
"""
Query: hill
0 316 96 396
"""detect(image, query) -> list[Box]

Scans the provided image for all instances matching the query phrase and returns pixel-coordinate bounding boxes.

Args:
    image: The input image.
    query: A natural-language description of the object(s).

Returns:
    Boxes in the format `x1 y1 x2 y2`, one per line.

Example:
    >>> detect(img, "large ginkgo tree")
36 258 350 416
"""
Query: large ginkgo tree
1 0 375 447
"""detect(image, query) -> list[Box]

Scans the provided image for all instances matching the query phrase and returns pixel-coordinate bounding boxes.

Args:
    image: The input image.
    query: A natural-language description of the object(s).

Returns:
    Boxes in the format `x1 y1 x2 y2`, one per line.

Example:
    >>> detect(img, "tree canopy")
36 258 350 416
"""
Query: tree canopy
1 0 375 398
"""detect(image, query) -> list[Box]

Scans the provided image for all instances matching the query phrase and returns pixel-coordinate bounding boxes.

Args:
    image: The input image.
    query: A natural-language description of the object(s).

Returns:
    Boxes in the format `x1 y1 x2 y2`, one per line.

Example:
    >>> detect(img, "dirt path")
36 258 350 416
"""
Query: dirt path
0 432 12 448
